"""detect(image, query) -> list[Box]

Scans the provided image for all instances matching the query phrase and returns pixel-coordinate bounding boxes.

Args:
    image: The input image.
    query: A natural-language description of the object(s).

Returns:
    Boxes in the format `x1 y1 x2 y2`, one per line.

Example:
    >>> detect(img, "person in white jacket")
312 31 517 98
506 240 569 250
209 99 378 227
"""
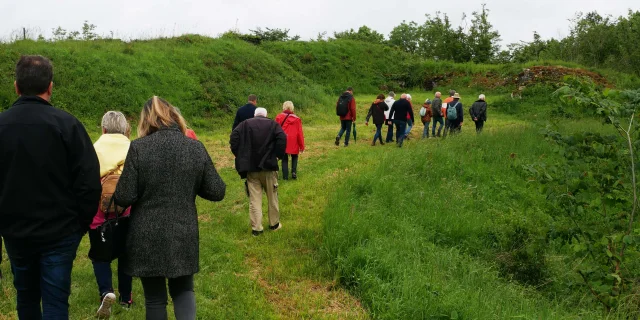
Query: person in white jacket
384 91 396 143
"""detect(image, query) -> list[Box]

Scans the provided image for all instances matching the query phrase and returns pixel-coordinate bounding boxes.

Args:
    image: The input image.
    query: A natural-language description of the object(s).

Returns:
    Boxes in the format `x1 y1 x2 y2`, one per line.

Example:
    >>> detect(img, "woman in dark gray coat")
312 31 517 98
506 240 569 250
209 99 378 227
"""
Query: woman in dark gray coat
114 96 226 320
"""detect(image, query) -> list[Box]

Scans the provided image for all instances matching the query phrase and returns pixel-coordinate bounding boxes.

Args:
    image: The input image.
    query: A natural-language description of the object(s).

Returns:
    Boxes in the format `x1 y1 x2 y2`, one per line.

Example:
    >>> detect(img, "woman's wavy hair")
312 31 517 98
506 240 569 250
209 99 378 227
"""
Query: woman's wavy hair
138 96 186 138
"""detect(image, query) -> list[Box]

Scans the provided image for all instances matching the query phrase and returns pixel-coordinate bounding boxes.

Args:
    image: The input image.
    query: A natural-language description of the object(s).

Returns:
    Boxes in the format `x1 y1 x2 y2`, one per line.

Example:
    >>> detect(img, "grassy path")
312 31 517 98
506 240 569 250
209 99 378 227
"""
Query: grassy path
0 124 375 319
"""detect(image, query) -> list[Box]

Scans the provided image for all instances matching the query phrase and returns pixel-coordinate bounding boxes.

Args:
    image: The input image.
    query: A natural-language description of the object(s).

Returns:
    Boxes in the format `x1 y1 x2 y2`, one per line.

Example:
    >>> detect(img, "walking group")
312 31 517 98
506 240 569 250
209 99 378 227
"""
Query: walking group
0 55 305 320
335 88 488 148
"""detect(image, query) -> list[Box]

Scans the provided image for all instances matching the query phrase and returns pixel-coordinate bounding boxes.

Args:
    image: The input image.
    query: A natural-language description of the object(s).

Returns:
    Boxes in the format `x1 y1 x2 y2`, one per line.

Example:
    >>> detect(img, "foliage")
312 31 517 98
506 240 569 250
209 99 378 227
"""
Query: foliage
509 10 640 76
333 26 385 44
522 77 640 312
468 4 501 63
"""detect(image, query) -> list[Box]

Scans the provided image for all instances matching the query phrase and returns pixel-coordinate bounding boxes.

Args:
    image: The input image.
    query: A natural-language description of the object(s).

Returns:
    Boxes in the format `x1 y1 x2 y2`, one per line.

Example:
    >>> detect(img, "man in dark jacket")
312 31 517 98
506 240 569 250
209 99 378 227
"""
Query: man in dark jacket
335 87 357 147
230 108 287 236
443 93 464 137
470 94 488 134
0 55 101 319
365 94 388 146
431 92 444 137
388 93 415 148
232 94 258 130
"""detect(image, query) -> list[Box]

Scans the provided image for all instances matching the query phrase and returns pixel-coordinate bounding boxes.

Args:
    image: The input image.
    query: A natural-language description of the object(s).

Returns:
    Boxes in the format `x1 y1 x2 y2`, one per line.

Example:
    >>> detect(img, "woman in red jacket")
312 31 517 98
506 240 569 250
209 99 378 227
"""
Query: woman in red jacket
275 101 305 180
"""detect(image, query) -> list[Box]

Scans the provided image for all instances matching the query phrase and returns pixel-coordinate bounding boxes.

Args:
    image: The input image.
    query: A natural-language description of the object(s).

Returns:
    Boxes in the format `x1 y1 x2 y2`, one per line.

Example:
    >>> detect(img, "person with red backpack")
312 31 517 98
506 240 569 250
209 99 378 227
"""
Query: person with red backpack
275 101 305 180
335 87 356 147
365 94 389 146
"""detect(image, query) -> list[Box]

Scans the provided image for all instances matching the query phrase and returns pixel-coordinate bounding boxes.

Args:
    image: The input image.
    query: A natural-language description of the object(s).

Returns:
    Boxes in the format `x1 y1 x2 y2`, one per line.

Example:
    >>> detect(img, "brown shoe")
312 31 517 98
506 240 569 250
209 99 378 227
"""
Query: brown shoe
371 141 376 146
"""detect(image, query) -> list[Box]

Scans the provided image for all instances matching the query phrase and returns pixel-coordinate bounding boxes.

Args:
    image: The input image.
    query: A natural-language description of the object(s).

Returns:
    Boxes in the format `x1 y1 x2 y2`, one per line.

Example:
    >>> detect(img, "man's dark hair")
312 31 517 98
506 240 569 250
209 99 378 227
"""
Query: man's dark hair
248 94 257 102
15 55 53 96
448 89 456 97
346 87 353 92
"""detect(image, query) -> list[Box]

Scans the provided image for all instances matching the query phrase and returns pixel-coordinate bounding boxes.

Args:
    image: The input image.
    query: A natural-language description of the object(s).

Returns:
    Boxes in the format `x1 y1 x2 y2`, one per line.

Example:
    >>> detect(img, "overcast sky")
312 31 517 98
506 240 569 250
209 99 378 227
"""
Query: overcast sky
1 0 638 46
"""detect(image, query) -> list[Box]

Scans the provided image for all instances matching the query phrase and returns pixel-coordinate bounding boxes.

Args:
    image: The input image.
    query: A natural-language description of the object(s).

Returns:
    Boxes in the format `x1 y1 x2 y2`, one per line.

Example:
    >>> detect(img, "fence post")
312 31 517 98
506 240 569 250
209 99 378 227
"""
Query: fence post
23 28 26 40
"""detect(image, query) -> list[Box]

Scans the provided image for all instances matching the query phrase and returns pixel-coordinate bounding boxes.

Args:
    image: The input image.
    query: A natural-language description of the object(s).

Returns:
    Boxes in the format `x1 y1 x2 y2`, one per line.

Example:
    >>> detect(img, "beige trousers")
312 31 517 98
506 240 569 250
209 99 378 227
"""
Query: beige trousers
247 171 280 231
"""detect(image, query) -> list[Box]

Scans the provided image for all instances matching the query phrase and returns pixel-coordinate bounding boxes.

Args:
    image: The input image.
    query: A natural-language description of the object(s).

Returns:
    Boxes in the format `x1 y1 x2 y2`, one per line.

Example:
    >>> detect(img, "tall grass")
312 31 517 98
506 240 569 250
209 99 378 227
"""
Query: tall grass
322 115 620 318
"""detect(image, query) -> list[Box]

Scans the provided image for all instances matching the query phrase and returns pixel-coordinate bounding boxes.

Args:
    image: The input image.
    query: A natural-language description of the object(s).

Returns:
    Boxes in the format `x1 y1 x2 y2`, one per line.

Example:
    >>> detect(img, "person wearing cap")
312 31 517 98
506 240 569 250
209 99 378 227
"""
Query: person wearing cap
431 92 444 137
443 93 464 137
443 89 456 129
230 108 287 236
384 91 396 143
470 94 488 134
421 99 433 139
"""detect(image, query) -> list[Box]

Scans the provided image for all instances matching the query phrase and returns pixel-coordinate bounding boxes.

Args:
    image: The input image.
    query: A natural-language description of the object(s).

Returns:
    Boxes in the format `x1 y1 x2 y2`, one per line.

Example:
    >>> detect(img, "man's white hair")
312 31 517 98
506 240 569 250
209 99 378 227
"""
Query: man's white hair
435 92 442 98
401 93 407 99
406 94 412 101
254 107 268 117
479 94 486 101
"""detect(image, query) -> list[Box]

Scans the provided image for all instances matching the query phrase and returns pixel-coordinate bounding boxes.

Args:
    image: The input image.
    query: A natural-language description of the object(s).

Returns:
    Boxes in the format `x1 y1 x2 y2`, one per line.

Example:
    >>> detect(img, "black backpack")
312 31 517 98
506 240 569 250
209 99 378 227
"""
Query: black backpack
336 94 351 116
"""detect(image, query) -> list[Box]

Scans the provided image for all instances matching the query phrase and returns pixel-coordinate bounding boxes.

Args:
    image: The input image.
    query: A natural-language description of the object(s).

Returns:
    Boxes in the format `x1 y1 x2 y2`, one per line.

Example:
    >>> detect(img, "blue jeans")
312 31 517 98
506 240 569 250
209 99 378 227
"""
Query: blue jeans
432 118 444 136
422 122 431 138
4 231 83 320
394 120 407 147
385 122 394 142
337 120 352 146
405 120 413 136
373 124 383 144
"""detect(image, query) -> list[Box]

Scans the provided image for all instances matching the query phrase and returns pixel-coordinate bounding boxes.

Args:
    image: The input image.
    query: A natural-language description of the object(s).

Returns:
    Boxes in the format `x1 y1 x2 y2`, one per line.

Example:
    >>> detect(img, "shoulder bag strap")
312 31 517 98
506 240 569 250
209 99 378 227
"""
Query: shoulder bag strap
280 114 291 127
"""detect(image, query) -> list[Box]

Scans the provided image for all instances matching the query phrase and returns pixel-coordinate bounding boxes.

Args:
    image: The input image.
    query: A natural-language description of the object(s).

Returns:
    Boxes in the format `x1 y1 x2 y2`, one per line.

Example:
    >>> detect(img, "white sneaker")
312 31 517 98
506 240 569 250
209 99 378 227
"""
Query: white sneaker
97 292 116 319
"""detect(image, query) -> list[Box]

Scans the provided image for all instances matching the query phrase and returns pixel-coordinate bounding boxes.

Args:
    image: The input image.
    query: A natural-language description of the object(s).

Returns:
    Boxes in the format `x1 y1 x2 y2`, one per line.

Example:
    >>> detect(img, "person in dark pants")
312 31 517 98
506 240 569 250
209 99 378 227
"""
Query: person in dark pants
365 94 389 146
335 87 356 147
232 94 259 130
89 111 134 318
443 93 464 137
384 91 396 143
275 101 305 180
0 55 102 319
388 93 415 148
470 94 488 134
114 96 226 320
431 92 444 137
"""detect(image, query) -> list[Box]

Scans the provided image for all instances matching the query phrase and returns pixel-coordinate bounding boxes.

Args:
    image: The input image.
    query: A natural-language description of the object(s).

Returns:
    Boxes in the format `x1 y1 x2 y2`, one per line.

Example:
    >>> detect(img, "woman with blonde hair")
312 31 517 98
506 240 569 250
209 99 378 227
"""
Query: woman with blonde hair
114 96 226 320
275 101 305 180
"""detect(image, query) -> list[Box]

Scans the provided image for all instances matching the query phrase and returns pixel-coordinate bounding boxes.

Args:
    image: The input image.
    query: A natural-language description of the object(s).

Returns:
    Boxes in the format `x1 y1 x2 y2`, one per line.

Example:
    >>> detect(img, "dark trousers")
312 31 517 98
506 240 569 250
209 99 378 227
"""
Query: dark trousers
140 275 195 320
443 120 461 137
385 122 394 142
337 120 352 146
372 124 383 144
281 154 299 179
475 120 484 133
432 118 444 136
422 122 431 138
92 260 132 302
4 232 83 320
393 120 408 147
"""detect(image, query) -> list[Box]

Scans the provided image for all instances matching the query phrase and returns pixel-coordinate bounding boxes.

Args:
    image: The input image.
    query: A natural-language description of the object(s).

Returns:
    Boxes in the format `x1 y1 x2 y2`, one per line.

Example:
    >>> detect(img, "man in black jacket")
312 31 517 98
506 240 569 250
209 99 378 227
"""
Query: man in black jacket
0 55 101 318
232 94 258 130
230 108 287 236
443 93 464 137
470 94 488 134
388 93 415 148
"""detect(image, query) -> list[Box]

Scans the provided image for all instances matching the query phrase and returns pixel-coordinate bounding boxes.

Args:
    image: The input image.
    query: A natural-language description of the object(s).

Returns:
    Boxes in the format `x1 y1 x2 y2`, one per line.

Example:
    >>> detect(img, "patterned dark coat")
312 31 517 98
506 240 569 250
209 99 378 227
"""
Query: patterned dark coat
114 126 226 278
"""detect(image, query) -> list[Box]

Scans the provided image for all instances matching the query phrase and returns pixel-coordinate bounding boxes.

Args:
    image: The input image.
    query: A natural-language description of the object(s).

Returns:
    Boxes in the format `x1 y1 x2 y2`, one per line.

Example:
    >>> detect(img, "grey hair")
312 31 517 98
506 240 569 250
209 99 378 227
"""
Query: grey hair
406 94 412 101
388 91 395 98
255 107 268 117
449 89 456 97
479 94 486 101
101 111 129 134
435 92 442 98
401 93 407 99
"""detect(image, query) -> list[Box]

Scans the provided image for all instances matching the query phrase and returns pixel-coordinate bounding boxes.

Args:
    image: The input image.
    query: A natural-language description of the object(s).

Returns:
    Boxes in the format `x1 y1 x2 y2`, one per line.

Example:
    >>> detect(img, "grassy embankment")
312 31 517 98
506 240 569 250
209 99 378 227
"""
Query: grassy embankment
0 36 638 319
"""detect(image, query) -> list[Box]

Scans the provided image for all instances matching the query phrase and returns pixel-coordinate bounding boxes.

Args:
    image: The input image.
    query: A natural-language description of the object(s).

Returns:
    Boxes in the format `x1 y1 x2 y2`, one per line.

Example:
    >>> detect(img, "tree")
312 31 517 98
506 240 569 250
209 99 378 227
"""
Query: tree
388 21 420 54
81 20 98 40
334 26 385 43
249 27 300 42
467 4 501 63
